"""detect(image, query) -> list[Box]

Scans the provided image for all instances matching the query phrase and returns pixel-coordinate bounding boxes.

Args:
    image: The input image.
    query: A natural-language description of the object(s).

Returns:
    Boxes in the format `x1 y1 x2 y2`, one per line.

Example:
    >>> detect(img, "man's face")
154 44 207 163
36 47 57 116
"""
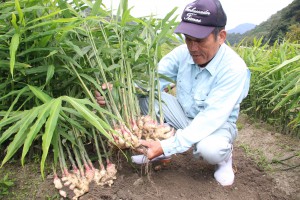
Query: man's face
184 30 226 66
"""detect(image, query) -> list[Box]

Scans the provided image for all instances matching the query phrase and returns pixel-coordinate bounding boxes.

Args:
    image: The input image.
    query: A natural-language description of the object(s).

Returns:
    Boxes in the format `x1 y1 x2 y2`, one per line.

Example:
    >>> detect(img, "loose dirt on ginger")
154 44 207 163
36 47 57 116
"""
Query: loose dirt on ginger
1 113 299 200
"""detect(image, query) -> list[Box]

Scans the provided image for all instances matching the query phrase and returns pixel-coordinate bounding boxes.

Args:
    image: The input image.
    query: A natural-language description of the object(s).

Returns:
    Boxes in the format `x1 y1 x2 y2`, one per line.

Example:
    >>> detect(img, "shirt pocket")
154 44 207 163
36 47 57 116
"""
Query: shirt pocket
193 92 208 113
177 79 191 97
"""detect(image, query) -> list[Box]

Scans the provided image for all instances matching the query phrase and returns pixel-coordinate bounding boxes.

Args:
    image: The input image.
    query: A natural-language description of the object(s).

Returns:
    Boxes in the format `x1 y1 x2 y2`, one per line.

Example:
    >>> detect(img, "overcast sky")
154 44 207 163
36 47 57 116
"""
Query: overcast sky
102 0 294 30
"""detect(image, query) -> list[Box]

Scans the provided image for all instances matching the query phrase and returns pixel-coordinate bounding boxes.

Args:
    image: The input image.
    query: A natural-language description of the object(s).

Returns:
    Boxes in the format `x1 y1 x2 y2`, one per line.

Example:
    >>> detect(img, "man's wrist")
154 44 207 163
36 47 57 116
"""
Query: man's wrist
160 136 177 156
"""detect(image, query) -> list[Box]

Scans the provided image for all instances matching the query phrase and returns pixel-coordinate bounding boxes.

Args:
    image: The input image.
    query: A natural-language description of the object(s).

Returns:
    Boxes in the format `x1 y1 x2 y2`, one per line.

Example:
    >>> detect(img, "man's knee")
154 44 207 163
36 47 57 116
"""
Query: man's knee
139 97 149 115
194 138 232 165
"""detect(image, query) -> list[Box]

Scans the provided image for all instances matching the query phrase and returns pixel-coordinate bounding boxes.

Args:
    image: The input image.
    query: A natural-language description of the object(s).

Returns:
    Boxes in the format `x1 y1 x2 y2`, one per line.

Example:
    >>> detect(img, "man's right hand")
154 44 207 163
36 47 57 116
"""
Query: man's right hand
163 83 176 93
94 83 112 107
137 139 164 160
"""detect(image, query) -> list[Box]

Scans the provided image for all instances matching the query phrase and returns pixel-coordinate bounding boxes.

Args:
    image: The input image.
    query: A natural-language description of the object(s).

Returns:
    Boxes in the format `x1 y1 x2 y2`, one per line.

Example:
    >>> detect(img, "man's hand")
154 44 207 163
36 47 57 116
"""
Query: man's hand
163 83 176 93
138 140 164 160
94 83 113 107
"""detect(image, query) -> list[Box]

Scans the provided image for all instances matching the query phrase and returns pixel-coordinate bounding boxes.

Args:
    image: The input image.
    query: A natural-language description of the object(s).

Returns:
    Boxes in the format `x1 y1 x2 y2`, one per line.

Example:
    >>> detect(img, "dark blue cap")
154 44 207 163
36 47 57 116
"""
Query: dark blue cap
175 0 227 39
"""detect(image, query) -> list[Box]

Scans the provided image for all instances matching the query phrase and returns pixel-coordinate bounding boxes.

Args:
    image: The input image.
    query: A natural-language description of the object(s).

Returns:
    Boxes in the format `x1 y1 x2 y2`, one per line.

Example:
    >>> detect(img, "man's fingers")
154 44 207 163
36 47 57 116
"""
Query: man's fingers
139 140 150 147
96 97 106 107
98 100 106 106
134 140 150 154
94 90 101 97
101 84 107 90
94 83 113 107
95 95 105 101
135 146 146 154
135 140 164 160
95 93 106 107
102 83 113 90
95 96 105 102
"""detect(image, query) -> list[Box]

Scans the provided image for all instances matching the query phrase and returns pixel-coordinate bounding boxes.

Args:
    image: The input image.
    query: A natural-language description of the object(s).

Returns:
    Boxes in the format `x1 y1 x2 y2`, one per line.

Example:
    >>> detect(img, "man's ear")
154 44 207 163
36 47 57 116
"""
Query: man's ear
219 29 227 44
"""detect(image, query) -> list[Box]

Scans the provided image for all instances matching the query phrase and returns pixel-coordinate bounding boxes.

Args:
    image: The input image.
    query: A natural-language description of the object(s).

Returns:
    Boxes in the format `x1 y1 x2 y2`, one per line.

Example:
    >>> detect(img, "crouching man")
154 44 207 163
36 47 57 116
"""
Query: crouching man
137 0 251 186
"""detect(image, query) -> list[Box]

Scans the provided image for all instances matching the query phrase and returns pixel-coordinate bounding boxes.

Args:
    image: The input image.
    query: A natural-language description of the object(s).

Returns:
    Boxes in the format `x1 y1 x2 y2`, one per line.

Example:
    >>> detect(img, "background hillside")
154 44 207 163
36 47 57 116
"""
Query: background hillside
227 23 256 34
226 0 300 45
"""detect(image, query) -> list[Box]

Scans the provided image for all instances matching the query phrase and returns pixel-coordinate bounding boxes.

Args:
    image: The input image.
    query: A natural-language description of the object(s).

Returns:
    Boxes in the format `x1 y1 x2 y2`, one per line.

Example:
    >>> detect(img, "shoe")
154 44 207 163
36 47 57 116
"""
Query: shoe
131 154 171 164
214 155 234 186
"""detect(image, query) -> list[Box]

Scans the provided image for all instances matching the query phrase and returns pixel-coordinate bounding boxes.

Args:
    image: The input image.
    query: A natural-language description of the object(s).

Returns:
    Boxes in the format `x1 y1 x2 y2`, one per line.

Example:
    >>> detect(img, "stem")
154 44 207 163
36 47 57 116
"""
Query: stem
58 135 67 171
59 156 65 177
73 129 91 168
64 142 78 171
279 154 298 162
154 43 164 124
73 145 84 177
92 128 104 166
86 25 123 121
52 164 57 177
114 27 131 126
127 63 141 118
99 134 109 160
282 164 300 171
60 45 112 129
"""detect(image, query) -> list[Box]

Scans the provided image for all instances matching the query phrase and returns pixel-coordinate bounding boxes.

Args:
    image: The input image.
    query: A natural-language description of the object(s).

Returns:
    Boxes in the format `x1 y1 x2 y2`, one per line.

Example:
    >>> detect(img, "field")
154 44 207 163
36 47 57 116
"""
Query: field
1 114 299 200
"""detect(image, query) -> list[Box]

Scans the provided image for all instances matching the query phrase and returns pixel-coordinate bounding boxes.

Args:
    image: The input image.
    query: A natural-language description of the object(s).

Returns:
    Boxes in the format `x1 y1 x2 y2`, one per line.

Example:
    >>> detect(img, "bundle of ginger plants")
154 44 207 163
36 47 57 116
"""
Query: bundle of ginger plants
52 6 179 199
53 130 118 199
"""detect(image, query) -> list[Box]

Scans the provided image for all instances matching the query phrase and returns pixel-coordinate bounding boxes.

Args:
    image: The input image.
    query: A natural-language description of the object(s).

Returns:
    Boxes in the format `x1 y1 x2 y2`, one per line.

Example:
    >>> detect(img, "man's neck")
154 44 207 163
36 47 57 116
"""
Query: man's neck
198 45 221 68
198 63 208 68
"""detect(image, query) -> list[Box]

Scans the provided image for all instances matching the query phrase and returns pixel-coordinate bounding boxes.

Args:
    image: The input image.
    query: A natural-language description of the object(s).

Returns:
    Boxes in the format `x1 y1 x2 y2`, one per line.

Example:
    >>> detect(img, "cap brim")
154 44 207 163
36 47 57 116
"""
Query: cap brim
174 21 215 39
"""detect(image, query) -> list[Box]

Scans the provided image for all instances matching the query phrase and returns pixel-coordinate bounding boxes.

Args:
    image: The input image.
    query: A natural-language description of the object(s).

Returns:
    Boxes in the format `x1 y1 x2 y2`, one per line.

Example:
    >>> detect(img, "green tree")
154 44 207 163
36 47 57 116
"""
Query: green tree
285 24 300 43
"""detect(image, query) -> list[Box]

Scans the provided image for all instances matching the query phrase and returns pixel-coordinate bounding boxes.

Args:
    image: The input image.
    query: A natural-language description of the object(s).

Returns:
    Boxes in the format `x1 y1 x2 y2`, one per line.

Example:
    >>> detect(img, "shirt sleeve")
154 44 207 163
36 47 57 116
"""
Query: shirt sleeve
160 67 250 156
157 45 186 91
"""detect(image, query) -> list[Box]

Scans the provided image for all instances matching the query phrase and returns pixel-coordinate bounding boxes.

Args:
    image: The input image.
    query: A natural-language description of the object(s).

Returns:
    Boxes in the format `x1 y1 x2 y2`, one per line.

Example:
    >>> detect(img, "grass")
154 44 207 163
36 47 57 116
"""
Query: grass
0 174 14 199
0 151 57 199
236 122 244 131
239 143 271 171
0 161 58 200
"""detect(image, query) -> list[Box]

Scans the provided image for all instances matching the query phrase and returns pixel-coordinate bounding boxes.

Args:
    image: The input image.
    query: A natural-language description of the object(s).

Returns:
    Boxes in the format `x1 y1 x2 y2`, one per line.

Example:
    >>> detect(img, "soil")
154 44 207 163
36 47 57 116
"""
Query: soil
1 114 300 200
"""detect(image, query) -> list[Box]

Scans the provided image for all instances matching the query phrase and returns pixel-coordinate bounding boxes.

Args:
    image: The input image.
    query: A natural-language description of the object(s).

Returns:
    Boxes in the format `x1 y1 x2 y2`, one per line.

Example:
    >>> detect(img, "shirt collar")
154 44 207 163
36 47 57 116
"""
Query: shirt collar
188 44 226 76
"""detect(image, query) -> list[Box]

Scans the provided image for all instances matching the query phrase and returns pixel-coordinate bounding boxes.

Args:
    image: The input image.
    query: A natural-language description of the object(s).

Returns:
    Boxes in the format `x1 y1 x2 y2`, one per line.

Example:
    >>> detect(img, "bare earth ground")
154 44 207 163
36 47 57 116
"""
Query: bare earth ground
1 114 300 200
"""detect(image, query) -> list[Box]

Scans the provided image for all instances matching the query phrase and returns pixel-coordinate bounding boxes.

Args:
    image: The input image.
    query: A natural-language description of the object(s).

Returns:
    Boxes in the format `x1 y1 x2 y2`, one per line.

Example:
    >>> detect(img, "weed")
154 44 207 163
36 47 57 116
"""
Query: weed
236 122 244 130
239 143 251 154
0 174 14 198
239 143 271 170
46 194 60 199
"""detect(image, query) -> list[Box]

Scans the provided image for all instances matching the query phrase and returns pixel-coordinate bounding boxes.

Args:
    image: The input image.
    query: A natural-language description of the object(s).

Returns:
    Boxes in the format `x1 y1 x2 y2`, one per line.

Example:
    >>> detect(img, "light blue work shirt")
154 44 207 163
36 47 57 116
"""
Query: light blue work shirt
158 43 251 156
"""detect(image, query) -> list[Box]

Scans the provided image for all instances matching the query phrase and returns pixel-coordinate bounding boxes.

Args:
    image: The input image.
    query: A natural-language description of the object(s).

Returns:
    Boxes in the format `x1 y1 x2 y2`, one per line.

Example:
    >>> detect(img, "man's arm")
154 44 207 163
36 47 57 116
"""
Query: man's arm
161 67 250 156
